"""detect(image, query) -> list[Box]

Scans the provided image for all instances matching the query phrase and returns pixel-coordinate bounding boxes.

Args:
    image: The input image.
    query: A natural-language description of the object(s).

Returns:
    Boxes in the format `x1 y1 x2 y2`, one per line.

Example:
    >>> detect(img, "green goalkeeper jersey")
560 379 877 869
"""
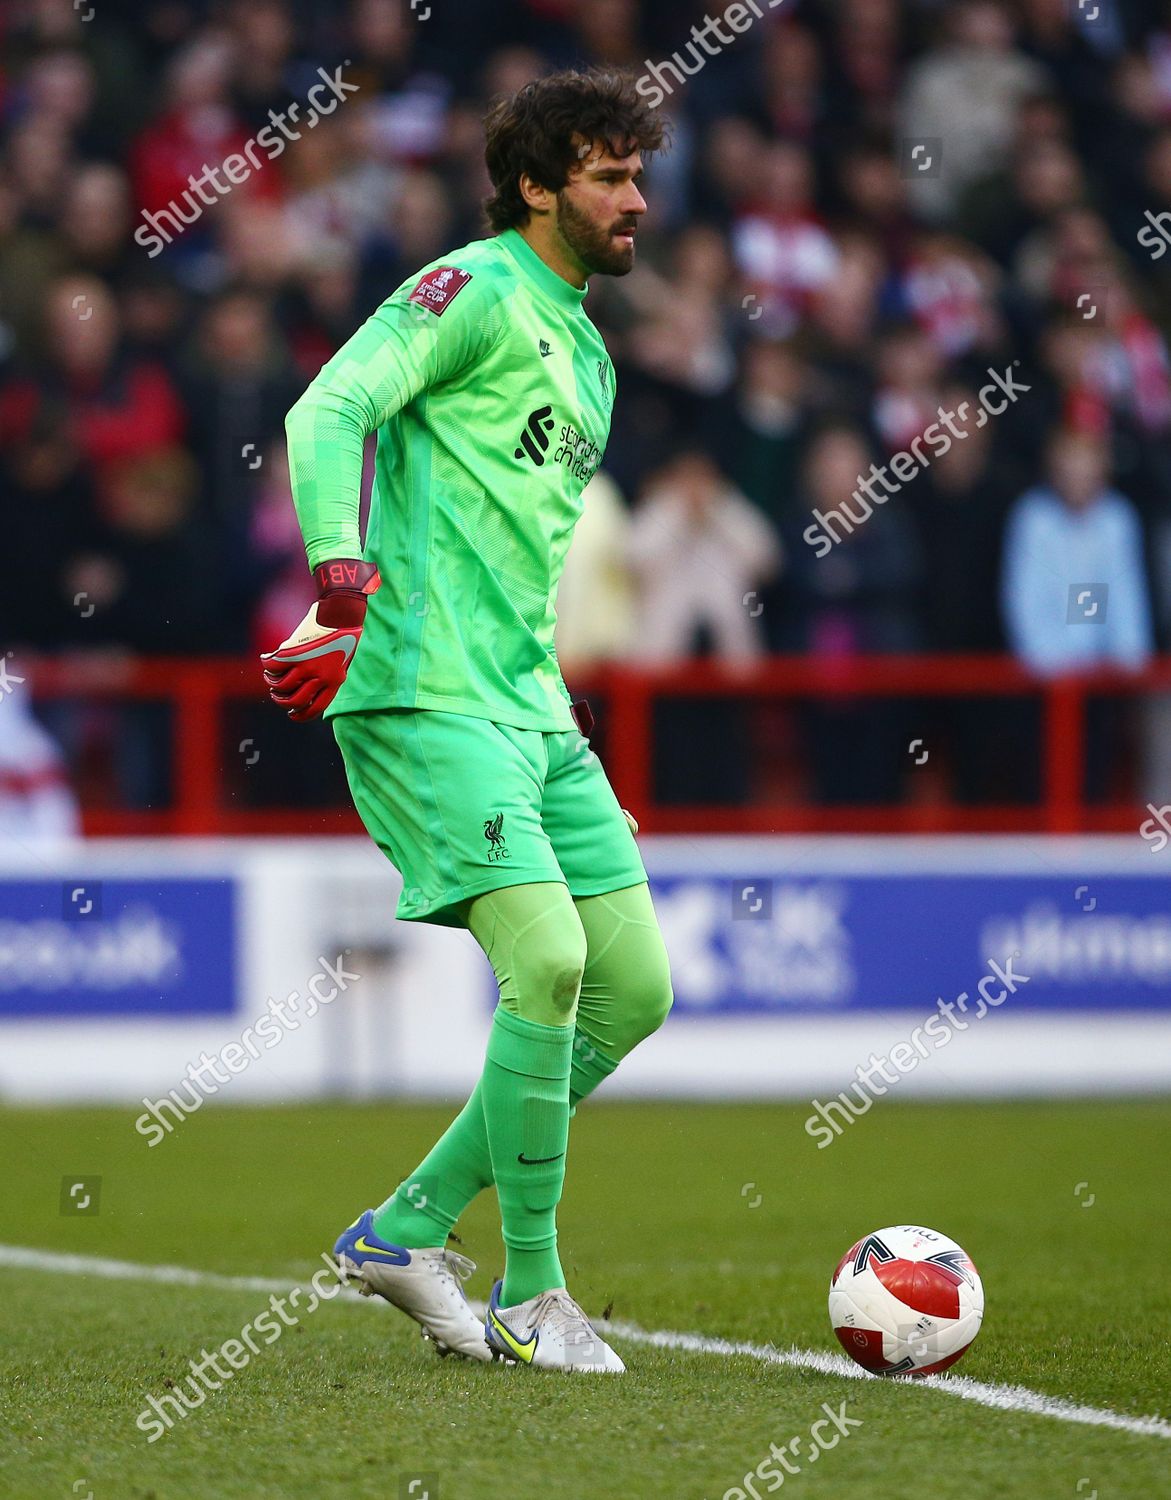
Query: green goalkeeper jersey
285 228 616 730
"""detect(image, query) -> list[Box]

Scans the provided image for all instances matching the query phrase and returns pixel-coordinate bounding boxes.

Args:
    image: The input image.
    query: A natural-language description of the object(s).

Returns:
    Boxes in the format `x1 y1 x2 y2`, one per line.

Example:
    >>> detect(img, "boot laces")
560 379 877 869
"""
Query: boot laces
530 1288 596 1346
436 1247 476 1290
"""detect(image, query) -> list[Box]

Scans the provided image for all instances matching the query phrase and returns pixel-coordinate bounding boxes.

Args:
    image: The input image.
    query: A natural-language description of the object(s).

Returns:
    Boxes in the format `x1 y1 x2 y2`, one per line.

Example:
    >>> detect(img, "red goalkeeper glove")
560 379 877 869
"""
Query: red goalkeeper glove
261 560 381 721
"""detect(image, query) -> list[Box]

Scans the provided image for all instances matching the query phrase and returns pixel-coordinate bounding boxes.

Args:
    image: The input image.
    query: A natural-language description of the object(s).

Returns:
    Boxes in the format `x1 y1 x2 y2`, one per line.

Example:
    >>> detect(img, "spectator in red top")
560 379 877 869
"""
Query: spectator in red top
731 140 839 338
128 34 278 237
0 276 187 506
45 275 185 478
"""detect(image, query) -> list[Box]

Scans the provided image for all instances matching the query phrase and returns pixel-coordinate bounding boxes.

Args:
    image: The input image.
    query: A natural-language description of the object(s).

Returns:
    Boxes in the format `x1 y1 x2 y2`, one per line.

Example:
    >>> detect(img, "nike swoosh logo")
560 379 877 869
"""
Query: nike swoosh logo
517 1152 565 1165
489 1308 538 1361
352 1235 411 1263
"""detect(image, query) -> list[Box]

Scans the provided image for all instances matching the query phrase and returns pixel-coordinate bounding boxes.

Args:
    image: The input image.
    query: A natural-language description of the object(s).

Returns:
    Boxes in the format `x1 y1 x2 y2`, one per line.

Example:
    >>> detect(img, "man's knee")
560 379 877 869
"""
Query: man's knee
517 925 587 1023
637 948 674 1038
620 939 673 1048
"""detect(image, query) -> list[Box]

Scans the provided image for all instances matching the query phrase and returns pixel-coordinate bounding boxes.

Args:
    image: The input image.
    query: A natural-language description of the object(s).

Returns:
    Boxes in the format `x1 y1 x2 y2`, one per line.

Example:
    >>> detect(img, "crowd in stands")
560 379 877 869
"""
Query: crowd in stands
4 0 1171 810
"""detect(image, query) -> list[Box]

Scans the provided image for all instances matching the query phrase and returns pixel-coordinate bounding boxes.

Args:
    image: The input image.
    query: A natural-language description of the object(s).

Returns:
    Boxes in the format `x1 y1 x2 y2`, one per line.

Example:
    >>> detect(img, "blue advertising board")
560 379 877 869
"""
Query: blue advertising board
0 879 237 1018
649 873 1171 1014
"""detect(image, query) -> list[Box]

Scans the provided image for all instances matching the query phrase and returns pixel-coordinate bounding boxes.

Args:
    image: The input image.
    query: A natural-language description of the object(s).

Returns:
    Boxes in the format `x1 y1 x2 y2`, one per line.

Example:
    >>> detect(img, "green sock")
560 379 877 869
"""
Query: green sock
370 1023 615 1241
482 1006 573 1307
371 1081 492 1249
570 1029 618 1110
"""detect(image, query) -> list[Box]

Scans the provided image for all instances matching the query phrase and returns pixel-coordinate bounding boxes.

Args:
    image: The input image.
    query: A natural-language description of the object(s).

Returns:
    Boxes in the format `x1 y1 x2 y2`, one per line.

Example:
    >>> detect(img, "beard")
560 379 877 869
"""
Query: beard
556 190 638 277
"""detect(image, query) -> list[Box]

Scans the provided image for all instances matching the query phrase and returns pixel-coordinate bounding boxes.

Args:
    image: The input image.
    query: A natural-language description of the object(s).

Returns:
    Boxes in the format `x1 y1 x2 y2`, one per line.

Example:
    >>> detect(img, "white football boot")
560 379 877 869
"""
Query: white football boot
332 1210 494 1362
484 1279 626 1372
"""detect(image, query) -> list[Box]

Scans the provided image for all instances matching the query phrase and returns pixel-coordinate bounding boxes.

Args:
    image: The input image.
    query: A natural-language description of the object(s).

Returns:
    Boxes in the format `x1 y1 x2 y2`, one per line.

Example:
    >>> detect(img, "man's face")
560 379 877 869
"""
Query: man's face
554 140 646 277
1050 437 1107 510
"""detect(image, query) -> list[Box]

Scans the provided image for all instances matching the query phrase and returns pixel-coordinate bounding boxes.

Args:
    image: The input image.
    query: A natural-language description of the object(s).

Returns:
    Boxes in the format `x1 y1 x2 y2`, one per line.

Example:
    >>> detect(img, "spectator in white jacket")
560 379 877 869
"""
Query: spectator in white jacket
628 450 782 665
554 470 636 670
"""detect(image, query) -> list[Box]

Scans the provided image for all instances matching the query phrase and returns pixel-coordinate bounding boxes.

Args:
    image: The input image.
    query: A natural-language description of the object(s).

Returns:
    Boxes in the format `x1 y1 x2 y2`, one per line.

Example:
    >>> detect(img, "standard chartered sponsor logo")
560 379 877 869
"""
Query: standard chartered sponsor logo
554 423 603 483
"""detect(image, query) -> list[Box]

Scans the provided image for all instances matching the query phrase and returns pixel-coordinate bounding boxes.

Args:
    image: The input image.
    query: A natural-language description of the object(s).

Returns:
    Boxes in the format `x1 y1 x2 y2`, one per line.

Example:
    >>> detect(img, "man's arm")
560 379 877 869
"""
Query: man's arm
285 273 499 567
264 265 503 719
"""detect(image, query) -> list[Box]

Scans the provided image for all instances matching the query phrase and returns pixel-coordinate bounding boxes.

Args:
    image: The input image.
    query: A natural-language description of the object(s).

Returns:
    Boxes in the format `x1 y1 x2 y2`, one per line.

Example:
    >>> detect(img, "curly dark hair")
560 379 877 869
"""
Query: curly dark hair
483 68 668 233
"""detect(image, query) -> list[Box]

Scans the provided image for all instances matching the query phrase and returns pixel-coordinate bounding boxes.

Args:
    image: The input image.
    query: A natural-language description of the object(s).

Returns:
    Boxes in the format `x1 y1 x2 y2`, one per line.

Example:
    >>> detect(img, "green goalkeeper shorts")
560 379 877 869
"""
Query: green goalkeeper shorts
332 708 648 926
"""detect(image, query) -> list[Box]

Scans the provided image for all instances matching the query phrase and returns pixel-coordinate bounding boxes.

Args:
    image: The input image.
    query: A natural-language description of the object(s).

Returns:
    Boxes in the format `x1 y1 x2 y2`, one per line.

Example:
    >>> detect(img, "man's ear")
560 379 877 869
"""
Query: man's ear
519 172 555 218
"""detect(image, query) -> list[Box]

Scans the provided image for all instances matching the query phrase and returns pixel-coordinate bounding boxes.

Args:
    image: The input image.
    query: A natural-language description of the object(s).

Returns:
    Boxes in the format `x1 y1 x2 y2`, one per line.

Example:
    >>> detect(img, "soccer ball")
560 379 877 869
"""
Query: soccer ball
828 1224 983 1377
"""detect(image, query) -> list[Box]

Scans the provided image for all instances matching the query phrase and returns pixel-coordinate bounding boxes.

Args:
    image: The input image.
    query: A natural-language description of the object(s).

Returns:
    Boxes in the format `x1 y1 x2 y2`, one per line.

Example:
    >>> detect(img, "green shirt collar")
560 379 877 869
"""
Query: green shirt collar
498 228 588 310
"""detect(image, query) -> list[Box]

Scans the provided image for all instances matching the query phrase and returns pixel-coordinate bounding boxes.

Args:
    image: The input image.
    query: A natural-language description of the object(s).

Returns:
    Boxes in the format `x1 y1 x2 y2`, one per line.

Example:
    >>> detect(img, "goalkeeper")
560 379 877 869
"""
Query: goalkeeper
263 69 671 1373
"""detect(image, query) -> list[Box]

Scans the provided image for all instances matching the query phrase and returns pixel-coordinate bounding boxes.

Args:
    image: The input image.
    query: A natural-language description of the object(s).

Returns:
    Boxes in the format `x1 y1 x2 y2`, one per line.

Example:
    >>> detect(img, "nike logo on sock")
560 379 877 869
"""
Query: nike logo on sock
517 1152 565 1165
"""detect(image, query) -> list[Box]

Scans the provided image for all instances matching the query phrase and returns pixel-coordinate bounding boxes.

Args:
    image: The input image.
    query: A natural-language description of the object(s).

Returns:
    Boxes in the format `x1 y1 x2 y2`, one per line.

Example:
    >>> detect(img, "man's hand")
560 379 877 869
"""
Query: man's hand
623 809 639 836
261 560 380 721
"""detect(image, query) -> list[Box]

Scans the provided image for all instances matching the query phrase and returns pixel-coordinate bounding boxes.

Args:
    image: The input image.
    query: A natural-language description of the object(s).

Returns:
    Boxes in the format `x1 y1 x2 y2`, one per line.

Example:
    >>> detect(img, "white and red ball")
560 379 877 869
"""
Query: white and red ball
828 1224 983 1377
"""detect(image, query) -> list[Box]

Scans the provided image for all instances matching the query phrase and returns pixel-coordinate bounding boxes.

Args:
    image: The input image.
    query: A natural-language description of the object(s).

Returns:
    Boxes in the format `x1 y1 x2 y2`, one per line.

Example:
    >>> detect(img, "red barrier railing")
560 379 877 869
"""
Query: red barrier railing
26 653 1168 837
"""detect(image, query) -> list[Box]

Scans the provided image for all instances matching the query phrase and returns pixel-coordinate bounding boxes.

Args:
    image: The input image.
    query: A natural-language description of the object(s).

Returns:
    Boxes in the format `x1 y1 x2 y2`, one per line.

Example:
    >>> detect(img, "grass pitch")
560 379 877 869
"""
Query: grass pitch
1 1098 1169 1499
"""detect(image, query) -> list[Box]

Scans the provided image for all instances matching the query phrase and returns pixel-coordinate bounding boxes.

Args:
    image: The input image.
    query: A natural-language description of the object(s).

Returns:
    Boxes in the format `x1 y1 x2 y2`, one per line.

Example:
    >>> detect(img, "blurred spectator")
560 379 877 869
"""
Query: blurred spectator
899 1 1045 220
0 411 102 647
60 164 135 282
63 447 219 654
128 34 266 225
803 233 885 420
899 232 1003 359
833 139 917 265
731 140 839 338
555 472 636 670
1001 428 1153 676
871 324 944 452
177 286 302 537
911 386 1013 653
824 0 905 138
628 450 781 665
909 384 1021 804
1001 427 1153 801
785 425 923 803
629 450 781 806
0 275 186 509
786 425 924 657
706 339 807 536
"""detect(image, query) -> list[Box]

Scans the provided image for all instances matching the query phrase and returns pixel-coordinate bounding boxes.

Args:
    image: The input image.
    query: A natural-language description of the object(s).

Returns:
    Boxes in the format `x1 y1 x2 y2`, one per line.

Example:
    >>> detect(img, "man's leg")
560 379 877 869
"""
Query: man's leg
374 879 672 1252
371 883 584 1280
570 882 674 1106
369 1085 492 1249
536 730 672 1104
465 882 584 1304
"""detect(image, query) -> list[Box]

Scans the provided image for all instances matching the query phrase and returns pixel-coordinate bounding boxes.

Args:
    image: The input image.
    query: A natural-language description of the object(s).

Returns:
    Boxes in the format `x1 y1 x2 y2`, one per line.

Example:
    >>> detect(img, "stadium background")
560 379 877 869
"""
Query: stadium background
2 0 1171 1106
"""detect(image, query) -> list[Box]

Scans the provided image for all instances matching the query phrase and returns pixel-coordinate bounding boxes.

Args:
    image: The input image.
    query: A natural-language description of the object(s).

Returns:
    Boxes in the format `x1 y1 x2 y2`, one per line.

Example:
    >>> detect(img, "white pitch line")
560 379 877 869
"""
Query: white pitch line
603 1322 1171 1441
0 1244 364 1300
2 1245 1168 1442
